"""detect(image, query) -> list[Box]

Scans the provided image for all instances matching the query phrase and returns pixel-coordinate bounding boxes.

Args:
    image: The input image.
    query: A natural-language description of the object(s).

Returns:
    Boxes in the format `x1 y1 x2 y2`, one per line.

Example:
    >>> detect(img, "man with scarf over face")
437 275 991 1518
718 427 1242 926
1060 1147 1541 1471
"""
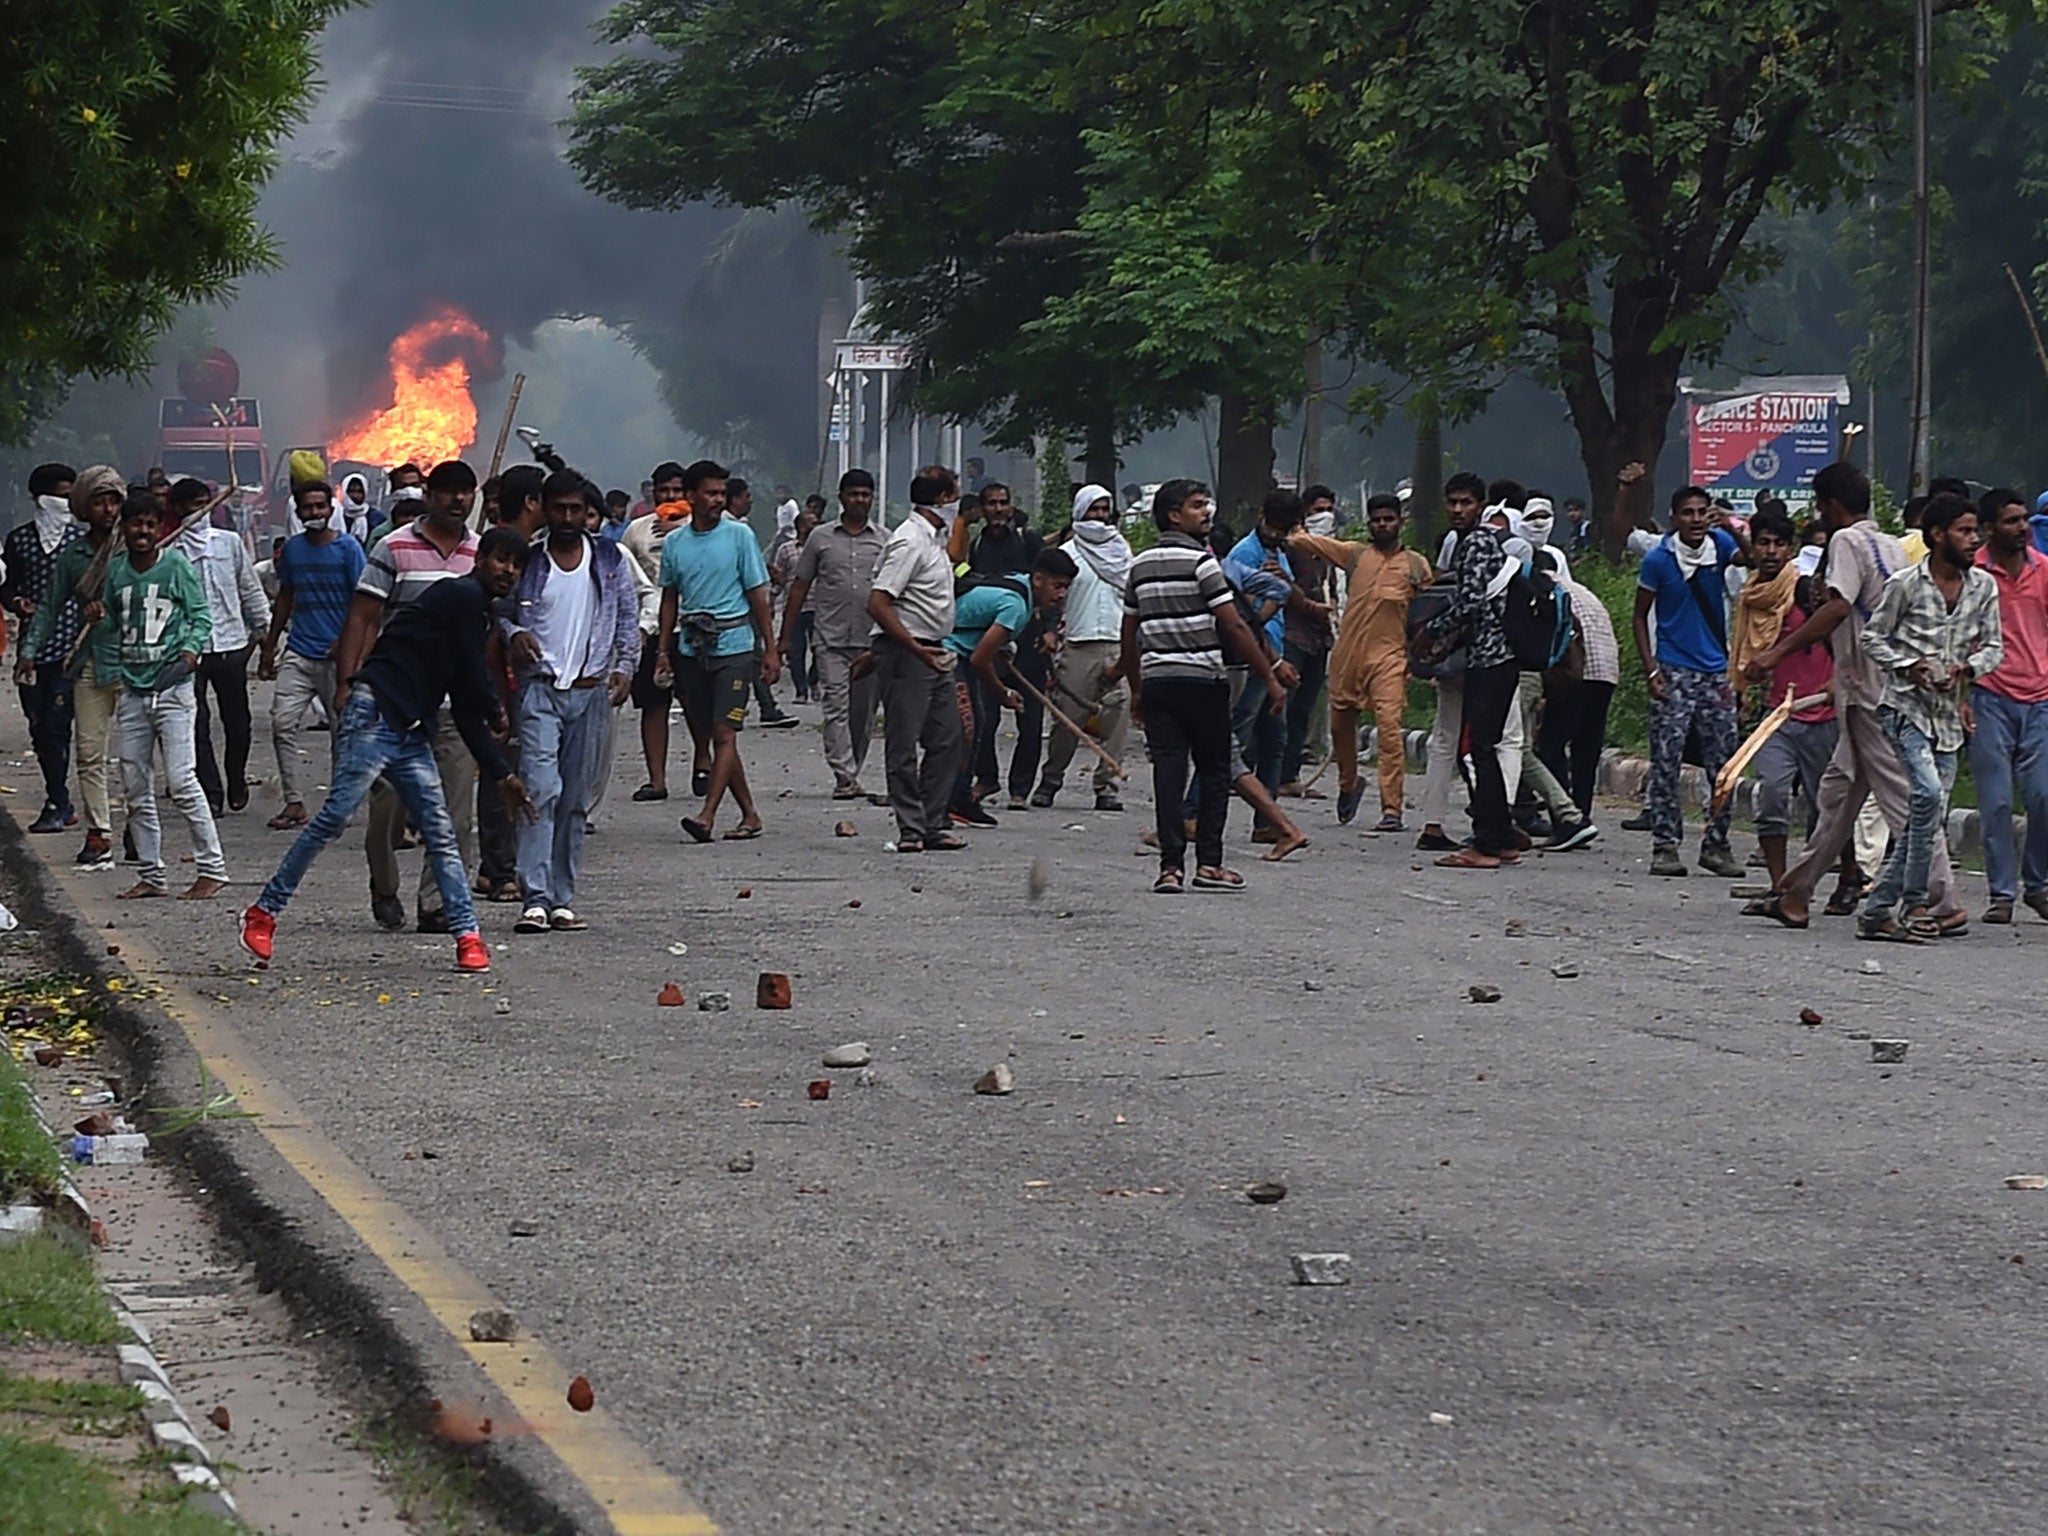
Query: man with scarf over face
4 463 85 833
1032 485 1131 811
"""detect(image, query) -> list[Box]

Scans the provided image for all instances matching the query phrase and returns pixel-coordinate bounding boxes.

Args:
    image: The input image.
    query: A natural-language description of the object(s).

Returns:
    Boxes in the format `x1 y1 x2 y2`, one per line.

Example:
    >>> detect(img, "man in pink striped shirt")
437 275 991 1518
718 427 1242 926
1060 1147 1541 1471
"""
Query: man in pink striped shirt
1969 488 2048 924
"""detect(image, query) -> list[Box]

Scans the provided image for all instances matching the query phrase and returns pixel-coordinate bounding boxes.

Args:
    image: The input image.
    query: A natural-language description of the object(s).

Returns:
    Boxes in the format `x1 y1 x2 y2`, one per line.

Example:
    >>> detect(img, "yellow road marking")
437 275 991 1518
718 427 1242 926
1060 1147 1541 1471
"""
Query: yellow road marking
29 856 719 1536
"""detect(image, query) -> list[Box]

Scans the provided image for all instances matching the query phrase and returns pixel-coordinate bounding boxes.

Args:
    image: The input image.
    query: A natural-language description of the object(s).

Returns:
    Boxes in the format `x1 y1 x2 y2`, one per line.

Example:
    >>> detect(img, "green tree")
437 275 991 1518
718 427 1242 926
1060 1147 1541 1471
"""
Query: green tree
0 0 358 446
571 0 1311 504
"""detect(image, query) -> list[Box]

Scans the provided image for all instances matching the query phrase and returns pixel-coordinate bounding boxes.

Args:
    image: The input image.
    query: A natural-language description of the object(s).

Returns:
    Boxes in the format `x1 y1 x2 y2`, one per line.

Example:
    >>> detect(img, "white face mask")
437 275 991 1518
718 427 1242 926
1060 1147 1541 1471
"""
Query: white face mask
1305 510 1337 537
38 494 71 518
930 498 961 530
301 510 333 530
1074 518 1118 544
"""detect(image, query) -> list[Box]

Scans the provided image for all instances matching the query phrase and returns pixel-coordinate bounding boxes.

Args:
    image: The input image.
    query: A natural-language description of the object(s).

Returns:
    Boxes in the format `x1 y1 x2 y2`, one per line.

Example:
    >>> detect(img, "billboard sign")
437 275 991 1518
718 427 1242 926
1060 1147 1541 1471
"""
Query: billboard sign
1682 374 1849 512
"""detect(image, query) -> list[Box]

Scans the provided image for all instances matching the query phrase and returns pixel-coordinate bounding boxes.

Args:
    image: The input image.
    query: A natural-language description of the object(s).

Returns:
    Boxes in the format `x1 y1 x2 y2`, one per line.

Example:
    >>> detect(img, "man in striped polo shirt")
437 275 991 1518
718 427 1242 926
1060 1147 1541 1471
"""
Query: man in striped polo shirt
1121 478 1293 893
333 460 484 932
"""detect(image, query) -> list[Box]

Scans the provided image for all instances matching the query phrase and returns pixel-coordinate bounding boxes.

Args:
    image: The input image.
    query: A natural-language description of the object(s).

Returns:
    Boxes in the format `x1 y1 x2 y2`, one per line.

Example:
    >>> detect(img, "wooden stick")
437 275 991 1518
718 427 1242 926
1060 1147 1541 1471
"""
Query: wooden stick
2004 263 2048 391
487 374 525 482
1014 672 1126 781
1712 691 1831 814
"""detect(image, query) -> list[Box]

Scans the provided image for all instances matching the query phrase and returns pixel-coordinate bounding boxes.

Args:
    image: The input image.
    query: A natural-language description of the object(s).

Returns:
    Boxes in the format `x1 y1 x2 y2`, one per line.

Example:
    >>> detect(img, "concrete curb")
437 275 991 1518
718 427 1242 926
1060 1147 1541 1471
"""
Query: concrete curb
1 1026 237 1524
0 812 586 1536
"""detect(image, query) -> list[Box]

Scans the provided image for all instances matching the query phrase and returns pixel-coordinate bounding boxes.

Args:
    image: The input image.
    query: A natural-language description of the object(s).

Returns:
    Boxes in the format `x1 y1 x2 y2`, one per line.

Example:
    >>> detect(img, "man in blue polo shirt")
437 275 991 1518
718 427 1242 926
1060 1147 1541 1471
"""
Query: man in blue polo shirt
259 479 366 830
1631 484 1751 878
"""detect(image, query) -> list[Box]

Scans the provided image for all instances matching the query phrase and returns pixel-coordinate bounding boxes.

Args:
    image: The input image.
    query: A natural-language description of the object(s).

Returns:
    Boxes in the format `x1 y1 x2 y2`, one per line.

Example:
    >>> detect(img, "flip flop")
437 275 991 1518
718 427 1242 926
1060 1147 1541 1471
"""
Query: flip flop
680 817 713 844
1741 894 1809 929
1153 869 1184 894
722 823 764 841
1434 849 1501 870
1191 867 1245 891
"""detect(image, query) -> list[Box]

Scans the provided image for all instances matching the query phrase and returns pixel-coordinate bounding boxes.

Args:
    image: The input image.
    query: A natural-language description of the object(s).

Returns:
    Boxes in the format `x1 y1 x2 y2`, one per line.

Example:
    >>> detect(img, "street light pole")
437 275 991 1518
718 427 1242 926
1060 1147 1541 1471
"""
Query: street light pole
1906 0 1933 496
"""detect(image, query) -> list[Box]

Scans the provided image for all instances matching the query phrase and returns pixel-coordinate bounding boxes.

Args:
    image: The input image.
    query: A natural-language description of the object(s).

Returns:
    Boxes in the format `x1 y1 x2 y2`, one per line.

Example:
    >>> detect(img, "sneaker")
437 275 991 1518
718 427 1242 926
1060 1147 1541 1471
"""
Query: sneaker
1519 815 1555 841
951 801 998 828
515 905 550 934
454 933 491 973
27 805 70 834
239 906 275 965
371 893 406 931
1650 844 1687 877
1985 898 2015 925
416 908 452 934
1621 810 1655 832
1336 784 1364 825
549 908 587 931
1416 827 1459 852
1546 820 1600 852
1698 842 1744 878
75 832 113 867
760 713 800 730
1094 791 1124 813
2027 891 2048 924
1029 787 1058 809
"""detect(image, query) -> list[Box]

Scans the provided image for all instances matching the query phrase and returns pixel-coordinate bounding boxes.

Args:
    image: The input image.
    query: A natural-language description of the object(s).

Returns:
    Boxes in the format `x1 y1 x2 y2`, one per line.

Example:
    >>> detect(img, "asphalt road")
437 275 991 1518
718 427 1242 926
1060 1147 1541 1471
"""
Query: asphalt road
12 692 2048 1535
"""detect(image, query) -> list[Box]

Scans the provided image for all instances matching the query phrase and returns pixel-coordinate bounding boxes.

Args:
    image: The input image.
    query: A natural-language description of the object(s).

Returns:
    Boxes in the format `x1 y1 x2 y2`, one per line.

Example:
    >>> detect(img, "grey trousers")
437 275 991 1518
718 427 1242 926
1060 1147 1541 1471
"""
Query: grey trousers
817 645 879 789
1781 702 1960 917
874 636 962 842
272 651 337 805
1039 639 1129 795
366 710 477 915
1516 671 1576 822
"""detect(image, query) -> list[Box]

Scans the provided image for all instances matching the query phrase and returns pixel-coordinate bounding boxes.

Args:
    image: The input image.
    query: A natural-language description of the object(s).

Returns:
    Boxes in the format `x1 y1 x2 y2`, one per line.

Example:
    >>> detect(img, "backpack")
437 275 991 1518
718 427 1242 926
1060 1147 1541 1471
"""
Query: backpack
1405 577 1466 679
1501 559 1577 673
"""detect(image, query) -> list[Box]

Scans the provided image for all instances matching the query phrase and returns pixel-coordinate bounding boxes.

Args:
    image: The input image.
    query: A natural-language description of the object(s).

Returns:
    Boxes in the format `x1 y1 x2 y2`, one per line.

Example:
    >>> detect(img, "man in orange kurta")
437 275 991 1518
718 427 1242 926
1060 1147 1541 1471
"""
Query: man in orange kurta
1287 494 1432 829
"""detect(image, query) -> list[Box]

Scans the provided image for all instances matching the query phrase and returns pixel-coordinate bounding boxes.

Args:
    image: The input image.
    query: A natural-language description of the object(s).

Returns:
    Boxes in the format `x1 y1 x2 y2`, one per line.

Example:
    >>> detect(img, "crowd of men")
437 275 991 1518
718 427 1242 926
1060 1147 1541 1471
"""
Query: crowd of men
2 447 2043 964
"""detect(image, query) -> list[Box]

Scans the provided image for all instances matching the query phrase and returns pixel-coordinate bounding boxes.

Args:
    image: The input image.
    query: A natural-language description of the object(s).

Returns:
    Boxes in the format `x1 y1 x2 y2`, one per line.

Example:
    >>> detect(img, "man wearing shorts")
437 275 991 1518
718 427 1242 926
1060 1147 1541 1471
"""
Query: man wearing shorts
654 459 780 842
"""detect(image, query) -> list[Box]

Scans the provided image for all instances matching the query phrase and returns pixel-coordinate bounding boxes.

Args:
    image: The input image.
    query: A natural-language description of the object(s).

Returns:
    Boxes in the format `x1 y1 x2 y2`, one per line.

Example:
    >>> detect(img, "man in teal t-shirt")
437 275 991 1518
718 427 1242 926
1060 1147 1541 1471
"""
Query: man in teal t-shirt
102 492 228 900
944 549 1077 826
654 459 781 842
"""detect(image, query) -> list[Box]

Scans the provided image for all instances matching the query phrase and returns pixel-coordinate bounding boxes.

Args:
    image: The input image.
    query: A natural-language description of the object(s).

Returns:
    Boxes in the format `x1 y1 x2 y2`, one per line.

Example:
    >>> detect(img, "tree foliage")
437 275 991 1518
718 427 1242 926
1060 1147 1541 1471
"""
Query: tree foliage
0 0 358 446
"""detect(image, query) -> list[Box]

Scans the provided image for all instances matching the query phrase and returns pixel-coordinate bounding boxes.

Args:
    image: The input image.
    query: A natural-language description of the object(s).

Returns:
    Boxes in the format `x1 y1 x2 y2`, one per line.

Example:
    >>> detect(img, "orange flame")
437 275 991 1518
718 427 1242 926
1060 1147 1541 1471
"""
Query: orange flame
330 307 492 469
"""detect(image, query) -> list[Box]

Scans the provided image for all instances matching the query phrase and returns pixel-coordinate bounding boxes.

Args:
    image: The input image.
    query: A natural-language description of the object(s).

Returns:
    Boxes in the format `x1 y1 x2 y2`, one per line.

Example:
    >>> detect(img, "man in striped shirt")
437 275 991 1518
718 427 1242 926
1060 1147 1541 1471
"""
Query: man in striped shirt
1122 478 1294 893
333 459 484 933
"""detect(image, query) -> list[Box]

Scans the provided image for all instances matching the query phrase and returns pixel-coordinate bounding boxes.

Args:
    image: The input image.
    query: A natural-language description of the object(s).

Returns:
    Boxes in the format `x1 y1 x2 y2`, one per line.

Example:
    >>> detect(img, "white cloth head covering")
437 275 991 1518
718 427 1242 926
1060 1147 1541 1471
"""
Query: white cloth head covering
1066 483 1131 590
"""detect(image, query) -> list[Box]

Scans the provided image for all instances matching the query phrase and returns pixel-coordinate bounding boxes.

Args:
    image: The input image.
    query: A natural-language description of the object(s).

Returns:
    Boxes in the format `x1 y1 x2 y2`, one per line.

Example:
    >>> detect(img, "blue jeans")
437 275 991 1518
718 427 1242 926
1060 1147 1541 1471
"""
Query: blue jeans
1967 687 2048 902
1865 708 1956 921
515 681 605 911
258 689 477 934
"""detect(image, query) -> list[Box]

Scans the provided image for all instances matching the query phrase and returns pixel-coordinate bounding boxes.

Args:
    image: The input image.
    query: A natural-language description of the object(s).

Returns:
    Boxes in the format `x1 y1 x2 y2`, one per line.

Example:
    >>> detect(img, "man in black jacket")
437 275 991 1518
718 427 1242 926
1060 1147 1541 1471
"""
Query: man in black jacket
240 528 535 974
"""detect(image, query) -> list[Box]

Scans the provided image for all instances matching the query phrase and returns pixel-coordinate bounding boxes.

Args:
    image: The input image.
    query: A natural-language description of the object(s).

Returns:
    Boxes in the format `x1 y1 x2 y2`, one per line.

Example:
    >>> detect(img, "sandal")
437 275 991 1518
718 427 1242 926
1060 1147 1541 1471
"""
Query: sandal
631 784 669 802
267 805 308 830
1741 894 1809 929
1435 849 1501 870
1191 866 1245 891
1914 908 1969 939
1822 886 1862 917
489 880 522 903
1153 868 1185 894
722 823 764 841
680 816 713 844
1858 915 1928 944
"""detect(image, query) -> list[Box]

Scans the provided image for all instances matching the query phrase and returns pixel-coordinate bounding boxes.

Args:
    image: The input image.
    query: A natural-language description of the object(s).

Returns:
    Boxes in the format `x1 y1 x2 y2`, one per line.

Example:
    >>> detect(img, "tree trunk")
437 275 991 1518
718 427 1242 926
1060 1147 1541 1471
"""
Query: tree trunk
1409 398 1442 553
1301 337 1325 489
1083 401 1117 494
1216 390 1276 532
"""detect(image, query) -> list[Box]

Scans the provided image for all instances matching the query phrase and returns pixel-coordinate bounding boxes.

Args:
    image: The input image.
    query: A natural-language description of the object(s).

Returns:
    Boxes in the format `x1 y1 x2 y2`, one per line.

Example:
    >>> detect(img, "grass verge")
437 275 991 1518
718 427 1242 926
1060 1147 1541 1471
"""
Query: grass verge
0 1433 238 1535
0 1233 123 1346
0 1042 63 1205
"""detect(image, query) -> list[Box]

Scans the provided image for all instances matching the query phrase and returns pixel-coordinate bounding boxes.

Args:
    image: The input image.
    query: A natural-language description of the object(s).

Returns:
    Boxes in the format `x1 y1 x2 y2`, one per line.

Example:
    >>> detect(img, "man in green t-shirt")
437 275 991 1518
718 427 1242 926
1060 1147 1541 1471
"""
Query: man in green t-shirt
944 548 1076 827
102 492 227 901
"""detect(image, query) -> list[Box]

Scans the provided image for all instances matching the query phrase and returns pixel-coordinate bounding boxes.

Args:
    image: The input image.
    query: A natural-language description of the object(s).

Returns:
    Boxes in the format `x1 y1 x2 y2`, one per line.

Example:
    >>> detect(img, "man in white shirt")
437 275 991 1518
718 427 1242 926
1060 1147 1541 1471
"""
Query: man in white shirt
498 471 640 932
166 478 271 816
867 465 968 852
1032 483 1130 811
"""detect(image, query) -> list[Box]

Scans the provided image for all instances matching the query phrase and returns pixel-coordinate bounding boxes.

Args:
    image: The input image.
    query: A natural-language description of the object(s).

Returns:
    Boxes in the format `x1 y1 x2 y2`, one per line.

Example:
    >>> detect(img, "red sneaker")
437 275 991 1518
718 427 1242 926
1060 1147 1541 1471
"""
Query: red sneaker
454 932 491 973
239 906 275 966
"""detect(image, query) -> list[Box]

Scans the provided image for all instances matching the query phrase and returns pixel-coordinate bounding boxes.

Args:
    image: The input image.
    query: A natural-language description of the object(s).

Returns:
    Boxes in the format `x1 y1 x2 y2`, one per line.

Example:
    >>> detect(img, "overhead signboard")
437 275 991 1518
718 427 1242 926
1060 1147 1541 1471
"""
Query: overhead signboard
835 342 914 373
